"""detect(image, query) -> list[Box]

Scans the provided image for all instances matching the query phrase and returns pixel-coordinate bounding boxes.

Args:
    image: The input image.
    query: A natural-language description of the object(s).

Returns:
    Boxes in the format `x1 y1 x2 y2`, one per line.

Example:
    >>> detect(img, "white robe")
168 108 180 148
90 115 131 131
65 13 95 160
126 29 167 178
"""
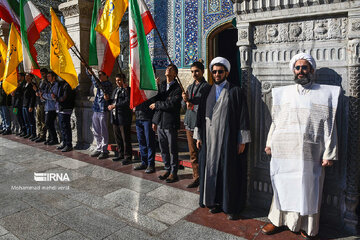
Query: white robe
266 83 340 236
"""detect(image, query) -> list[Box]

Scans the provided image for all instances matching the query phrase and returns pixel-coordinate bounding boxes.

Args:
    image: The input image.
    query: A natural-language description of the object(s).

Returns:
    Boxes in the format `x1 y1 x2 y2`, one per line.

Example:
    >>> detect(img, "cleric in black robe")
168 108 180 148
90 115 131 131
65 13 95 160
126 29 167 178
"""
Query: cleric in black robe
193 57 251 219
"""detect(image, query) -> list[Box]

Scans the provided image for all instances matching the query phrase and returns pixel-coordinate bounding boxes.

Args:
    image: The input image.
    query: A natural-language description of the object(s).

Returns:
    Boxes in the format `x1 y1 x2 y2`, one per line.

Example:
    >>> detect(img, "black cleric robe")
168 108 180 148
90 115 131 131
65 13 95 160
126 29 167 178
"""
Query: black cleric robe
194 81 251 214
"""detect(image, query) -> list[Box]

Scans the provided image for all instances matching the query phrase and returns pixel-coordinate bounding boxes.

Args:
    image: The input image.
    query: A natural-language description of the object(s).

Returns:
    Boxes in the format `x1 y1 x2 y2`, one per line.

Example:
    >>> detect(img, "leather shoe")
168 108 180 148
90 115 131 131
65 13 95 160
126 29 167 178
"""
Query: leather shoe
44 139 50 145
35 137 46 143
134 164 147 170
23 134 31 138
47 140 59 146
158 171 170 180
19 132 27 137
145 165 155 174
186 179 199 188
300 231 317 240
209 206 222 214
261 223 279 235
122 158 132 165
112 156 122 161
2 129 11 135
30 135 37 141
61 146 73 152
165 174 179 183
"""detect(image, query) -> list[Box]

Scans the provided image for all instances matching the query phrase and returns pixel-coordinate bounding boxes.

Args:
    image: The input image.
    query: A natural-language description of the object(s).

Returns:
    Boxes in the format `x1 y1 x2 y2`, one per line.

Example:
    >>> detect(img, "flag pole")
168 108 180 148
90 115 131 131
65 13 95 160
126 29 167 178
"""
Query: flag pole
153 28 185 93
69 46 106 92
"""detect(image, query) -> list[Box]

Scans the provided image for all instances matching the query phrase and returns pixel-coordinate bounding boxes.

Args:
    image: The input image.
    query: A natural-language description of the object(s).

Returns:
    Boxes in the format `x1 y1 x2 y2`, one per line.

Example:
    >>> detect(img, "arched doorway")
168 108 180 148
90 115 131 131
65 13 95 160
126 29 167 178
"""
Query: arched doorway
207 21 240 86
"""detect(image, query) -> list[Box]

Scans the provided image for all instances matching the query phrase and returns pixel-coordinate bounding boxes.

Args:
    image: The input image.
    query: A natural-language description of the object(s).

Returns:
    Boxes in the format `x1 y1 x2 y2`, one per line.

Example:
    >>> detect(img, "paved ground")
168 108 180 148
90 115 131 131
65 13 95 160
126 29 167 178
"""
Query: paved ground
0 135 358 240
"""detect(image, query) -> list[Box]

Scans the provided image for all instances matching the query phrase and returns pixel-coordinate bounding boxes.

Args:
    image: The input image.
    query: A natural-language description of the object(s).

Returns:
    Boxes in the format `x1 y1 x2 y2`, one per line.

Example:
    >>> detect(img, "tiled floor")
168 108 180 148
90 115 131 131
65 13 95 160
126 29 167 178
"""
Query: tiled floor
0 135 357 240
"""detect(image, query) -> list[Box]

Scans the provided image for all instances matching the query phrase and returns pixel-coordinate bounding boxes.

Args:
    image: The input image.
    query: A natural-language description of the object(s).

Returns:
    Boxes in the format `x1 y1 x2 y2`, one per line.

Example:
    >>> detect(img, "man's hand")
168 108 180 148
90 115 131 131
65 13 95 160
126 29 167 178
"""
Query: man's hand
238 144 245 154
32 85 37 91
265 146 272 155
322 159 333 167
186 102 193 110
104 94 110 101
182 92 189 102
29 108 33 112
152 124 157 132
51 93 56 99
149 103 156 110
108 104 115 111
155 77 160 85
196 140 202 149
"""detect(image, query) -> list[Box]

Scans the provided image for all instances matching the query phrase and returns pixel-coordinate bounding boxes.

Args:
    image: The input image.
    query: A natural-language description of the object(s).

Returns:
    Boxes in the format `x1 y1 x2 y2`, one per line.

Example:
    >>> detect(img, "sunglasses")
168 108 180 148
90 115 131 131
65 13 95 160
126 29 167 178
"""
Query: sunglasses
212 70 225 74
294 65 309 71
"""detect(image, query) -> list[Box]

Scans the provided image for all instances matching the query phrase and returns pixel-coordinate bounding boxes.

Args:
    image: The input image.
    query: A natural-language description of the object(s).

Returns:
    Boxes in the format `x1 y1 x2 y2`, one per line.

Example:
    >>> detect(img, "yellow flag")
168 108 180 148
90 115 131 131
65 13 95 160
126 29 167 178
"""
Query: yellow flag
0 37 7 81
95 0 128 58
3 24 23 95
50 8 78 89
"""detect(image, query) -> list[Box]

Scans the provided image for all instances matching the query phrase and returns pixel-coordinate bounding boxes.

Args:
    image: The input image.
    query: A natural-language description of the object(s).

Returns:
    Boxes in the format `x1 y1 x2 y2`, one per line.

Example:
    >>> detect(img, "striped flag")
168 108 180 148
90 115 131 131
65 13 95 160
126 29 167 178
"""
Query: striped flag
0 37 7 81
95 0 128 58
89 0 116 77
19 0 49 77
0 0 20 29
129 0 157 109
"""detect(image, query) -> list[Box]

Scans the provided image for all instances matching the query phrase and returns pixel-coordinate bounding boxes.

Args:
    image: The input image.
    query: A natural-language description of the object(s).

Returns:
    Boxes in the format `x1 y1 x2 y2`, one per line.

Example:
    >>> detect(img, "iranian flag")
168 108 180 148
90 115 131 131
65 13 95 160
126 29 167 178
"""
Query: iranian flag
0 0 20 29
89 0 116 77
129 0 157 109
19 0 49 77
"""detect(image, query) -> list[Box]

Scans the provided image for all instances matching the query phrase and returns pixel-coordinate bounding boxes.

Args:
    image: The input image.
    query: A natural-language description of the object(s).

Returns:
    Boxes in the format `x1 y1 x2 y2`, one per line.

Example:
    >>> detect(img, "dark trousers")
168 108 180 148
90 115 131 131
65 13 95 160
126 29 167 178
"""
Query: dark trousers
15 107 25 132
136 120 155 167
58 113 72 147
45 111 58 142
186 129 199 181
157 128 178 174
113 124 132 159
22 107 36 135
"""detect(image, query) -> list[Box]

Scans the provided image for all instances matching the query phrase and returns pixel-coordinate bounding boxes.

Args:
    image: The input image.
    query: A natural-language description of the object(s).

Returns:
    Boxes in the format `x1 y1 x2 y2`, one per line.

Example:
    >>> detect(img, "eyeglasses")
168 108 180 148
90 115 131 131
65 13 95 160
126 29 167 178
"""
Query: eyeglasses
294 65 309 71
211 70 225 74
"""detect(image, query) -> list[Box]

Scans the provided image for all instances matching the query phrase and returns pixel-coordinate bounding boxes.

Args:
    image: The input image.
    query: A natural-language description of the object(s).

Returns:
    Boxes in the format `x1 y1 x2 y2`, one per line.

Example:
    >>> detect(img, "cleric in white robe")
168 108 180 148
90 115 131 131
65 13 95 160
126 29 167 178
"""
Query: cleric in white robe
262 53 340 239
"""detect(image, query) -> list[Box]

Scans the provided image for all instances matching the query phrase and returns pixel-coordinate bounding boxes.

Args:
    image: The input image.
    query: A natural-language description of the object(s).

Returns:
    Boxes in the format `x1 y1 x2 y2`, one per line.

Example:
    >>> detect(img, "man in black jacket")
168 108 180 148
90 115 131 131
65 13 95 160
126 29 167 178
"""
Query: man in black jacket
150 64 182 183
0 81 12 135
55 80 76 152
11 73 26 135
108 74 133 164
22 73 37 139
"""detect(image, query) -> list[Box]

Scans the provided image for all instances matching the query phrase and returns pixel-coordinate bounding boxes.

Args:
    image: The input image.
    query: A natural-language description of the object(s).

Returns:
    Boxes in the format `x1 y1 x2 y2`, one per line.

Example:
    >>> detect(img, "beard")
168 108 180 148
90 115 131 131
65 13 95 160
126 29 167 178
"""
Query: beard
214 76 226 85
294 73 312 85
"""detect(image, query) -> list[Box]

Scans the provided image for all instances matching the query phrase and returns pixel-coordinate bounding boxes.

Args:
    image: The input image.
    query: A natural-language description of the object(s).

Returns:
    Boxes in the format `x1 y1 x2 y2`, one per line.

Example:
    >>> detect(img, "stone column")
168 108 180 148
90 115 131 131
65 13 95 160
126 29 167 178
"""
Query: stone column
344 9 360 235
236 21 251 93
59 0 94 149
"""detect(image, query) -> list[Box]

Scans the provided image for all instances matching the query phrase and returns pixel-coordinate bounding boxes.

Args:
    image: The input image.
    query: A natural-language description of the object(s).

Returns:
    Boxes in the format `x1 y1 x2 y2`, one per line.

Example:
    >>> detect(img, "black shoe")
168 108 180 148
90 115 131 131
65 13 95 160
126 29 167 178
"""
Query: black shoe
15 131 21 136
30 135 37 141
47 140 59 146
145 165 155 174
90 151 101 157
23 134 31 138
97 152 109 160
19 132 27 137
227 214 240 220
122 158 132 165
158 171 170 180
199 203 205 208
112 156 123 161
165 174 179 183
2 129 11 135
61 146 73 152
0 129 4 134
44 139 50 145
57 145 66 150
209 206 222 214
35 137 46 143
134 164 147 170
186 179 200 188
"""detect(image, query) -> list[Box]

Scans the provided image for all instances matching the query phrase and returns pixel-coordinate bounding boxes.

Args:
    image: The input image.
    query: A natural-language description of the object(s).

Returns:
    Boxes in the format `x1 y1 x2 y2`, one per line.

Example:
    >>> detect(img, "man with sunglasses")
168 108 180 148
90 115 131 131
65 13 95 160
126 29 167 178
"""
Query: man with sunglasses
194 57 251 220
262 53 340 239
182 61 210 188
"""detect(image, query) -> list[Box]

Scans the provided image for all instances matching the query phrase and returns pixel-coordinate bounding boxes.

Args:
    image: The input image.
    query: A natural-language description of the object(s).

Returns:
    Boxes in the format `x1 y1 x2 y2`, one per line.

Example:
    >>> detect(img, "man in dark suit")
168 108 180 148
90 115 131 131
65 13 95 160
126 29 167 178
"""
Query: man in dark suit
108 73 133 165
150 64 182 183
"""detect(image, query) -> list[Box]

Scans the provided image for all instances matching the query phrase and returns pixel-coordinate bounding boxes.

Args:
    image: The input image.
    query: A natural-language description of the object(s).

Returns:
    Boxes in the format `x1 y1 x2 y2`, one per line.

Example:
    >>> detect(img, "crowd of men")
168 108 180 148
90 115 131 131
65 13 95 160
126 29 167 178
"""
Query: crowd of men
0 53 340 239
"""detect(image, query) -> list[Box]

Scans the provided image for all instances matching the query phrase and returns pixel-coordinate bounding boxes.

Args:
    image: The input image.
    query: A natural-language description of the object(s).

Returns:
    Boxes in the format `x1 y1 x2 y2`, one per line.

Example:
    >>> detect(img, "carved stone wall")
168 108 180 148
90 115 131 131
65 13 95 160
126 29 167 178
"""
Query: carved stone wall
235 0 360 234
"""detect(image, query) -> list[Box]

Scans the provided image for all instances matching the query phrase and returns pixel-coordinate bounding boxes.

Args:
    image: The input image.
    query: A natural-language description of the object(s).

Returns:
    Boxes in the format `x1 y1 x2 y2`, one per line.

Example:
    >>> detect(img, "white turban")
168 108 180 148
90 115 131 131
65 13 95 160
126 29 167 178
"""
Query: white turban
289 53 316 72
209 57 231 72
